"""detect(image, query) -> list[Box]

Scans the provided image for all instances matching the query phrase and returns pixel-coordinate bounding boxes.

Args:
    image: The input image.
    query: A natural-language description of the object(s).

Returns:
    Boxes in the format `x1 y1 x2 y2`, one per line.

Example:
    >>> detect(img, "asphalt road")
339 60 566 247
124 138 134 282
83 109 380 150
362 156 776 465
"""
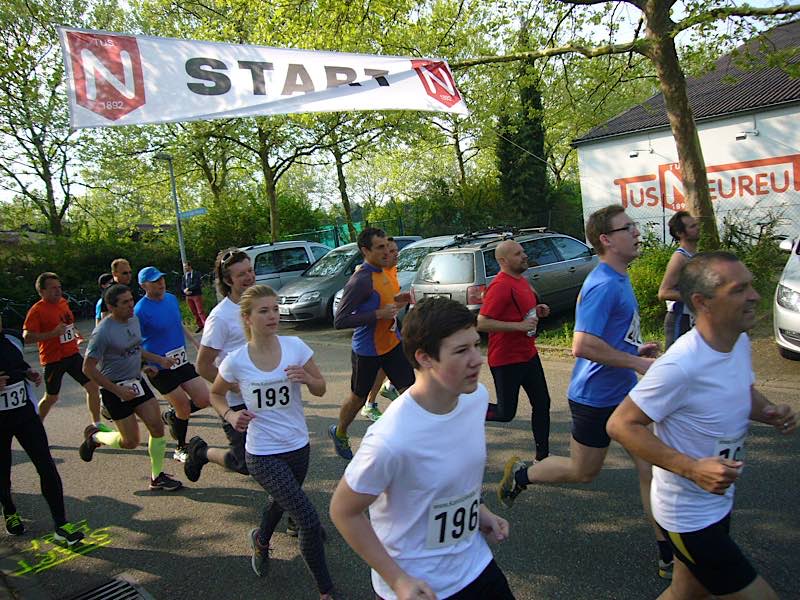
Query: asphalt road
2 320 799 600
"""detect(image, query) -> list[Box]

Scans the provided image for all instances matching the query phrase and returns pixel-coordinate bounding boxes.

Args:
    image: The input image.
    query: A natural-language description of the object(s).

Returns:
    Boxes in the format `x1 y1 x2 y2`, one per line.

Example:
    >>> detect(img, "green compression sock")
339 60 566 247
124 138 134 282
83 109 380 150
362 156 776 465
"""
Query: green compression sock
148 435 167 479
94 431 122 448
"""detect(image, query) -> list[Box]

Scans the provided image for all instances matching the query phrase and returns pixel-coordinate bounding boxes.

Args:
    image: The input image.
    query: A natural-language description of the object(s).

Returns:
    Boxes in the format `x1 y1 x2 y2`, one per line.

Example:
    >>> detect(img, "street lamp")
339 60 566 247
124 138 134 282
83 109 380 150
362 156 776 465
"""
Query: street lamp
154 152 188 268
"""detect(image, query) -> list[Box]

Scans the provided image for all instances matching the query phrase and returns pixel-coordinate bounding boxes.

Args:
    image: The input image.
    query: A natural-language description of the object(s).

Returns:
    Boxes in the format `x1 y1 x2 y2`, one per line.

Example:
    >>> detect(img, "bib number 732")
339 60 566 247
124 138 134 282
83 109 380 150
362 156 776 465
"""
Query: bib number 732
425 489 480 549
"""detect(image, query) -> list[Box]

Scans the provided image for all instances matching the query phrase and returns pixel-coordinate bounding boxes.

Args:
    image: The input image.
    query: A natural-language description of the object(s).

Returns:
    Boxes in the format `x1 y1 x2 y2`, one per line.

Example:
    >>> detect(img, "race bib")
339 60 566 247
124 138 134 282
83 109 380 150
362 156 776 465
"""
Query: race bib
117 378 145 399
624 311 643 347
713 434 746 462
59 324 76 344
0 380 27 411
425 489 480 549
166 346 188 370
243 379 293 412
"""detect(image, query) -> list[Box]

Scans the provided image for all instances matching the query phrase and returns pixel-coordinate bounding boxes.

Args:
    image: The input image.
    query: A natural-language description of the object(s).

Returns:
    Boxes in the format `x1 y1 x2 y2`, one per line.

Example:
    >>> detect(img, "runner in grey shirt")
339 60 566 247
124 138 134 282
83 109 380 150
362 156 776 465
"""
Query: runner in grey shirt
80 284 183 491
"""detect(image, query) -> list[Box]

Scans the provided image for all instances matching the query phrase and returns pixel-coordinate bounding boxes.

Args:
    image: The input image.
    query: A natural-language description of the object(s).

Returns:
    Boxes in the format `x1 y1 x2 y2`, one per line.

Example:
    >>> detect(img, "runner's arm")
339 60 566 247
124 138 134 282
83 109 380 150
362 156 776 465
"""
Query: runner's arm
750 387 797 433
284 358 325 397
657 252 689 302
476 314 533 333
330 479 433 598
23 323 66 343
210 374 254 431
572 332 654 375
82 355 126 397
334 274 379 330
196 345 220 383
607 397 741 494
141 350 174 369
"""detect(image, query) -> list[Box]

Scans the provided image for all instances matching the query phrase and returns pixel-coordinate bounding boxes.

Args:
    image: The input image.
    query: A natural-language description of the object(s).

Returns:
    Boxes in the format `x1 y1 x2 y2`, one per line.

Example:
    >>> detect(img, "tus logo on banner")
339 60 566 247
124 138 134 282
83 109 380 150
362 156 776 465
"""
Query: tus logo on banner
411 60 461 108
66 31 145 121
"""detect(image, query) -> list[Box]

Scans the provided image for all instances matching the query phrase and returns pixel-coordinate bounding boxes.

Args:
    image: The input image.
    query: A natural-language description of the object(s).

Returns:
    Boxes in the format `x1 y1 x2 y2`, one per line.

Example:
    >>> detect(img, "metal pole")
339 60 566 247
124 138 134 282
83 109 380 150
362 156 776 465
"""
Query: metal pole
165 157 188 267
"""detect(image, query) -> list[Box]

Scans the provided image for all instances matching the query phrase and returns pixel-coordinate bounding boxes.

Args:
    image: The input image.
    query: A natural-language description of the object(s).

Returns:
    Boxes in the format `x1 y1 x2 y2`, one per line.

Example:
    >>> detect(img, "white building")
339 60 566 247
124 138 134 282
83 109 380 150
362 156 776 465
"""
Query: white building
572 20 800 241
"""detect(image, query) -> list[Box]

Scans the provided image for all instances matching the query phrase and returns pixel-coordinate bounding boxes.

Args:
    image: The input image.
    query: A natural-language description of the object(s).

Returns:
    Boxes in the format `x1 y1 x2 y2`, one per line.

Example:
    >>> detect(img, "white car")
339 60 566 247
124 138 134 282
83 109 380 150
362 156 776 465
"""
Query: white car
774 237 800 360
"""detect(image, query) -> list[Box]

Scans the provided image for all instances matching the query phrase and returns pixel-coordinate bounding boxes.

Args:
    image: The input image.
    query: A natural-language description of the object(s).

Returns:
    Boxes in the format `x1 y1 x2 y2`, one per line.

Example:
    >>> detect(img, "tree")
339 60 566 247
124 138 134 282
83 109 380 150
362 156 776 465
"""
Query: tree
453 1 800 249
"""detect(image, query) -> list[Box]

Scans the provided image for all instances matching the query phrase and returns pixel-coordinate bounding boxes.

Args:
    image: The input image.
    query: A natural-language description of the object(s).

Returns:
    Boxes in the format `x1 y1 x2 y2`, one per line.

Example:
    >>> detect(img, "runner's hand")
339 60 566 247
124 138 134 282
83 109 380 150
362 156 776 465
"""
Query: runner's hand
479 510 510 544
227 409 255 432
25 369 42 386
115 385 138 402
52 322 67 337
285 365 309 384
376 304 399 320
143 366 159 378
394 292 411 307
637 342 660 358
535 304 550 318
393 574 436 600
762 404 797 435
159 356 179 369
519 312 538 332
0 372 7 390
689 457 742 495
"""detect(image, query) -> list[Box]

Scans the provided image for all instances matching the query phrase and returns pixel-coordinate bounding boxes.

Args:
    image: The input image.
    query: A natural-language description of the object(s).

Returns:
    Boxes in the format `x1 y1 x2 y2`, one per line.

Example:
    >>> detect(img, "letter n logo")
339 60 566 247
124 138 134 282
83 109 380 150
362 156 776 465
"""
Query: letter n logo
411 60 461 108
66 31 145 121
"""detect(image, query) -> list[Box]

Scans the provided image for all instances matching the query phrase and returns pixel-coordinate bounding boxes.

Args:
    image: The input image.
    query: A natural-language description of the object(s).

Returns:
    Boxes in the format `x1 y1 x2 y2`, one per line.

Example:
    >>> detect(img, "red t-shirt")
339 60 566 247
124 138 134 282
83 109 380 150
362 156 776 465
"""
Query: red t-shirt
23 298 79 365
479 271 538 367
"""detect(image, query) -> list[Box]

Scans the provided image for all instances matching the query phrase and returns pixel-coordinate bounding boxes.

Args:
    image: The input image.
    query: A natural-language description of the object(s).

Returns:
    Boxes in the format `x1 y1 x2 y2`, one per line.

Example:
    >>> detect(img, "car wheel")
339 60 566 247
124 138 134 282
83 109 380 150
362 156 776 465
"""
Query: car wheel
778 346 800 361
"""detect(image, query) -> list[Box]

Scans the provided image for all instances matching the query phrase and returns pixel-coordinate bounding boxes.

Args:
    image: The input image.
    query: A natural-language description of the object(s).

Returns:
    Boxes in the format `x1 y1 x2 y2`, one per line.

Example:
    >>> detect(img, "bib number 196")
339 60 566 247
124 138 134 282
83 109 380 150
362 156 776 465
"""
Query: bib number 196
426 490 479 548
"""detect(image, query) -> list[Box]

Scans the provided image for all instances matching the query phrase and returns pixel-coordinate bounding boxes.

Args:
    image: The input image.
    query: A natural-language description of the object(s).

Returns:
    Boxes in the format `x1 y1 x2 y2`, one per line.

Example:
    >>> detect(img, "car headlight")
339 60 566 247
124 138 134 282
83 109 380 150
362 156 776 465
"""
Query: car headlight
777 284 800 312
298 291 321 303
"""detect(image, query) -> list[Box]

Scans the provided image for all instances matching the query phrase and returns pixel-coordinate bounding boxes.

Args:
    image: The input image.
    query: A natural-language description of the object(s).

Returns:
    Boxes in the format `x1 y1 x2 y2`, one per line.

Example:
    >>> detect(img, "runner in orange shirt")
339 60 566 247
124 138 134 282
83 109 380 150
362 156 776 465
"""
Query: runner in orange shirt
23 273 103 427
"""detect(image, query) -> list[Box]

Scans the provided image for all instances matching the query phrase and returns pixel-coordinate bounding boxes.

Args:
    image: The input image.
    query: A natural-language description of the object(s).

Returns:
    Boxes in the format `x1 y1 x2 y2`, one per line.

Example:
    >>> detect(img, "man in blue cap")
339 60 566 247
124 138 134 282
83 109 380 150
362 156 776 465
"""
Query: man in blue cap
134 266 210 462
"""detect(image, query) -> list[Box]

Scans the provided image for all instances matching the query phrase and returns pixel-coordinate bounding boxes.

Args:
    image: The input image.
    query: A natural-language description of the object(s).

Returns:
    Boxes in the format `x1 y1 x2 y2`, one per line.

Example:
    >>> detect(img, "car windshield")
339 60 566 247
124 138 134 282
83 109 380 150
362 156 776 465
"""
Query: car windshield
304 247 358 277
397 246 441 272
417 253 475 284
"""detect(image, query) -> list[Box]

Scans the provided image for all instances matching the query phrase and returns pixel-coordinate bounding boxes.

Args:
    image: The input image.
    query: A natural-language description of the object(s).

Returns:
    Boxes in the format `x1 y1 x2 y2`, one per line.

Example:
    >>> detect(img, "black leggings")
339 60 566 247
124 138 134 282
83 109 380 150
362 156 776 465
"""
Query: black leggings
1 412 66 528
246 444 333 595
488 355 551 460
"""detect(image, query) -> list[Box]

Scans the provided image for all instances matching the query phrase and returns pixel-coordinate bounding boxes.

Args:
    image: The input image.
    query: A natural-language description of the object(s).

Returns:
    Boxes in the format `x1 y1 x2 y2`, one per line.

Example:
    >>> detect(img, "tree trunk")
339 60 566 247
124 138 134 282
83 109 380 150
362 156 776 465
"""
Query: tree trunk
257 126 279 242
642 1 720 248
452 121 467 186
332 142 357 242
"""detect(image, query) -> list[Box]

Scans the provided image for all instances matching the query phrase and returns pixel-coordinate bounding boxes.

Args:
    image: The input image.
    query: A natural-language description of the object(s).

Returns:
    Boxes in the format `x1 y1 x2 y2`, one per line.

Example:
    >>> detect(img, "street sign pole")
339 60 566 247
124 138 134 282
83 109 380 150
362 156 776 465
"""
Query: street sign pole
155 152 187 267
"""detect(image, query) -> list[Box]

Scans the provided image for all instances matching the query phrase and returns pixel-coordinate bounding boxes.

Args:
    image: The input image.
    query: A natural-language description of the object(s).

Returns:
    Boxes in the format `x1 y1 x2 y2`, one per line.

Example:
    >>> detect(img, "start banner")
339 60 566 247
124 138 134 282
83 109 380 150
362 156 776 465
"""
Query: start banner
58 27 468 129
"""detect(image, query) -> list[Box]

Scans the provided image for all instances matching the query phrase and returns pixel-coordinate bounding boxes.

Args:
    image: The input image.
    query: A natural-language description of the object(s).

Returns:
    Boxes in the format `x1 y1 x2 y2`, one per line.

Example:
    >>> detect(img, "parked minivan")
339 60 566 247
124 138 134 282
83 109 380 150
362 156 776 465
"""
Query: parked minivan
241 240 330 291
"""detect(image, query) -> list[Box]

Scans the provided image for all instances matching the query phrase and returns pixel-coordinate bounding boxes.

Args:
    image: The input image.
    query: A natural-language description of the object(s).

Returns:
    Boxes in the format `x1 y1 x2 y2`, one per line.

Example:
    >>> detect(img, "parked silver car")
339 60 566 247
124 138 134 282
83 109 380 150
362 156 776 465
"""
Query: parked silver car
410 229 598 314
775 237 800 359
240 240 330 291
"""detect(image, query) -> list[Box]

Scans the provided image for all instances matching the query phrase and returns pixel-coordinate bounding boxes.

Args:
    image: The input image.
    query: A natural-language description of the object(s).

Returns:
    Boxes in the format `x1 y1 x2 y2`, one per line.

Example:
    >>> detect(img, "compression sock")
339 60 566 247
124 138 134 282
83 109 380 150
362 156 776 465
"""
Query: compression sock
189 401 203 414
657 540 674 563
148 435 167 479
174 417 189 447
514 465 531 488
94 431 122 448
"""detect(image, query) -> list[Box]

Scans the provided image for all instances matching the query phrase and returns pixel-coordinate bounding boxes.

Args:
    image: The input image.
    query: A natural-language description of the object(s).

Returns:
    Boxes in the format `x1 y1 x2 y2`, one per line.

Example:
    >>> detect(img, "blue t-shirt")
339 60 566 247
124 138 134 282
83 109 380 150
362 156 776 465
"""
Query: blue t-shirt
95 297 103 321
567 262 641 408
134 293 185 370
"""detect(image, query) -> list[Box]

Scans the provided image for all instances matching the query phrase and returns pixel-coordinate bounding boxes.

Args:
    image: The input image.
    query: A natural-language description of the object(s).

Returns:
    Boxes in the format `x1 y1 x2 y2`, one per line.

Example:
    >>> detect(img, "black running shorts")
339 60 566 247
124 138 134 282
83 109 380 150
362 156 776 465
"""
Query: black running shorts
659 513 757 596
149 363 199 395
568 399 618 448
44 352 90 395
350 344 415 398
100 378 155 420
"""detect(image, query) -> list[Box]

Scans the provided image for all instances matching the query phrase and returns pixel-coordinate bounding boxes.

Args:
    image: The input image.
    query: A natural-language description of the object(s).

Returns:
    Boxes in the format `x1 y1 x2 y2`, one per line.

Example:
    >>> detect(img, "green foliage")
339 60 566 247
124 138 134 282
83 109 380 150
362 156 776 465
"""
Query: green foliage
628 243 674 338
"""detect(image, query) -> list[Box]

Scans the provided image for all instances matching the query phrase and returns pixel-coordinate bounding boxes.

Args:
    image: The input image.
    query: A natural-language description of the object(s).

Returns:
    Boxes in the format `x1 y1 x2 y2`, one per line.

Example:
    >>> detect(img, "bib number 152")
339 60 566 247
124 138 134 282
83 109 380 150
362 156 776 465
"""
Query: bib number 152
426 490 479 548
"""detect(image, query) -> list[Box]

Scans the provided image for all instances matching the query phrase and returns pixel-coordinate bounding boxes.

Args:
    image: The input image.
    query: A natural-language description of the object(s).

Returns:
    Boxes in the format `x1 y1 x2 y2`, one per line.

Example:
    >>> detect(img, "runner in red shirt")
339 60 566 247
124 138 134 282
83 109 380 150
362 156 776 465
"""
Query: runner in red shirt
477 240 552 461
23 272 102 426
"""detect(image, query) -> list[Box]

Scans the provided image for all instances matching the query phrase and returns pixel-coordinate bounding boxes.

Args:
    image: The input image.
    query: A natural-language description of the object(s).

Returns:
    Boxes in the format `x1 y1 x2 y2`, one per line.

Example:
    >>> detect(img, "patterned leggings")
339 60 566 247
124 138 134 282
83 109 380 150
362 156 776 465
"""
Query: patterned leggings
246 444 333 595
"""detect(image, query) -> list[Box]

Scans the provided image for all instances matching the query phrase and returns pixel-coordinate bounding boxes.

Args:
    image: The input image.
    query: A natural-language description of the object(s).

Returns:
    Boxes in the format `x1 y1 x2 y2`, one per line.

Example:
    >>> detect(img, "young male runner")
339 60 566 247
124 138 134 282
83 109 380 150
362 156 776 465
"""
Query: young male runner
80 284 182 491
185 248 256 481
330 297 513 600
135 266 209 462
497 205 673 578
23 272 102 426
608 252 796 599
477 239 552 461
330 228 414 460
95 273 113 326
658 211 700 349
183 261 206 333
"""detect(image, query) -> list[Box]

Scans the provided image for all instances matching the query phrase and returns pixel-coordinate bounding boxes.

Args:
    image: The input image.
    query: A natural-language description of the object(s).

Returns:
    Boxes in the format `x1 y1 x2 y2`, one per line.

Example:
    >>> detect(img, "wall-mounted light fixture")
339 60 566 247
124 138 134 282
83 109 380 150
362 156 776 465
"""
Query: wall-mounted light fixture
735 129 759 141
628 148 654 158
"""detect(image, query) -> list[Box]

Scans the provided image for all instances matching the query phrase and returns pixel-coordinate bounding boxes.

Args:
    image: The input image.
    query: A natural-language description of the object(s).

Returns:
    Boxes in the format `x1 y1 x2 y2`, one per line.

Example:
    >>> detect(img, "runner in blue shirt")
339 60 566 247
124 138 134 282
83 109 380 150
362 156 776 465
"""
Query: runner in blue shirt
135 267 210 462
497 205 675 580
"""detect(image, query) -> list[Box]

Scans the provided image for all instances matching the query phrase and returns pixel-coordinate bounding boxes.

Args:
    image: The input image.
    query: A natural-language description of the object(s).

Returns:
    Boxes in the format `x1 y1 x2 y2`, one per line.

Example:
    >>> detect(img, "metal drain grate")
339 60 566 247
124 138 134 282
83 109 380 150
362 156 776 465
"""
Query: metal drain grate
62 577 152 600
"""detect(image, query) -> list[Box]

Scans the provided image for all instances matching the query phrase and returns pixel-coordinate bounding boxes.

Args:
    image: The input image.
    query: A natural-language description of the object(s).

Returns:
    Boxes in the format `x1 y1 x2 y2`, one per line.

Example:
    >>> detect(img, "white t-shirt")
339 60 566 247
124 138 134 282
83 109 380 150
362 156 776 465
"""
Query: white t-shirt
218 336 313 456
344 385 493 600
629 328 754 533
201 296 247 407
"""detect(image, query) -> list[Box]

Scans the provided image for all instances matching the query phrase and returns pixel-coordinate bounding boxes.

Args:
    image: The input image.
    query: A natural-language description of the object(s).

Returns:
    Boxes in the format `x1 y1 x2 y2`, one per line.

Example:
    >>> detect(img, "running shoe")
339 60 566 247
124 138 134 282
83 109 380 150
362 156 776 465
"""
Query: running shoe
184 436 208 482
173 446 189 463
286 516 298 537
497 456 528 509
79 425 100 462
379 382 399 401
95 422 114 433
328 424 353 460
658 559 674 580
360 403 382 422
162 408 179 441
149 472 183 491
249 528 270 577
4 512 24 535
54 522 85 546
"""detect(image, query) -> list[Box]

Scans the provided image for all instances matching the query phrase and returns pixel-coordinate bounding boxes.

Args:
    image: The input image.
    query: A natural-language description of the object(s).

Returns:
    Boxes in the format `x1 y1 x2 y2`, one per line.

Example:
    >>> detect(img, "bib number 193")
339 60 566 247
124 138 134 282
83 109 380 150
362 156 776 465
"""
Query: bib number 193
244 381 292 411
426 490 479 548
